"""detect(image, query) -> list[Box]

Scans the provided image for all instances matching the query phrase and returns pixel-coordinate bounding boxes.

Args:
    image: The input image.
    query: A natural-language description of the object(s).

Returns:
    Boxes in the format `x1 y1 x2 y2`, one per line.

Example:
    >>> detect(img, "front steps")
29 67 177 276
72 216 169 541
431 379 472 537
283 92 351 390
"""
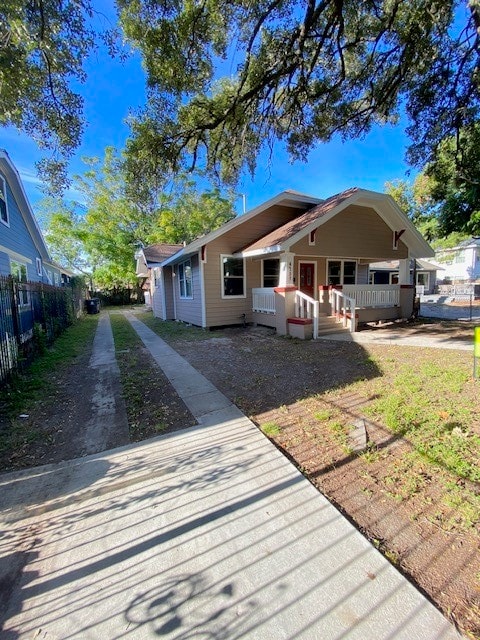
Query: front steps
317 315 351 337
287 315 351 339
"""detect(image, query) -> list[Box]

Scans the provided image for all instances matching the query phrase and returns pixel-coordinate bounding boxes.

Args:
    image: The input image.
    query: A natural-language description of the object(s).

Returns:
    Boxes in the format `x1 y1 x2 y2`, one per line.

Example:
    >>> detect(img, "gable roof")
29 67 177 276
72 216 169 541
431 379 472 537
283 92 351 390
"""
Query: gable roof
143 243 183 265
238 188 359 255
237 188 434 259
0 149 51 261
161 190 323 266
370 259 443 271
435 237 480 252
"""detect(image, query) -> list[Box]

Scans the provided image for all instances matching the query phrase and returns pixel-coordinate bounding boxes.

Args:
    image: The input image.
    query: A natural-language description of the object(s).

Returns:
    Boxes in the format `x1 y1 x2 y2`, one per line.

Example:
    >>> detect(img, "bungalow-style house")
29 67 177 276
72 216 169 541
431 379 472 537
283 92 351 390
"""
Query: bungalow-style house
431 238 480 283
0 149 62 285
139 188 434 338
136 243 183 312
368 259 441 295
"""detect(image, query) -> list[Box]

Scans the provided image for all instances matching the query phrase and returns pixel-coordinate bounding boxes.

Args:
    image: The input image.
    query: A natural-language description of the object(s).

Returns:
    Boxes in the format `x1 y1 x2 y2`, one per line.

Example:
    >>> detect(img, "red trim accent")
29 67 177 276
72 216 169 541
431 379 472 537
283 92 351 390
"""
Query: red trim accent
288 317 313 325
400 284 414 289
318 285 330 290
274 286 297 293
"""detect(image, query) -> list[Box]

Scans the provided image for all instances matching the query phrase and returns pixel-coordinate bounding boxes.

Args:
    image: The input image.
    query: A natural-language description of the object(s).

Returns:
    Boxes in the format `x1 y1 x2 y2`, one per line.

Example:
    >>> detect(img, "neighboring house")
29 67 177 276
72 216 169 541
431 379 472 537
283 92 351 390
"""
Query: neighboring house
368 259 441 294
431 238 480 283
0 149 62 285
136 243 183 315
137 188 434 337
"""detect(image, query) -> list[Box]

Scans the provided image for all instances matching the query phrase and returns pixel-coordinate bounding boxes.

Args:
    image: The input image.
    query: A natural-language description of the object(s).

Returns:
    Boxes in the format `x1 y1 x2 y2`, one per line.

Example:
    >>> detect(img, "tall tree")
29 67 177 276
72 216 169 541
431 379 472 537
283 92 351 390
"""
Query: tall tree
118 1 479 191
36 197 91 275
0 0 110 190
385 175 440 241
39 147 236 288
423 125 480 236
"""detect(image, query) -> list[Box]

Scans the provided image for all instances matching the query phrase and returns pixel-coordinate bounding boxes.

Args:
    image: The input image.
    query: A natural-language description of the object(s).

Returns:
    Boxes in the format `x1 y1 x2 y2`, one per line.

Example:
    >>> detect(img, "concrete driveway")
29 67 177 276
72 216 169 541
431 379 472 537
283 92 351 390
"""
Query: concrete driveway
0 314 464 639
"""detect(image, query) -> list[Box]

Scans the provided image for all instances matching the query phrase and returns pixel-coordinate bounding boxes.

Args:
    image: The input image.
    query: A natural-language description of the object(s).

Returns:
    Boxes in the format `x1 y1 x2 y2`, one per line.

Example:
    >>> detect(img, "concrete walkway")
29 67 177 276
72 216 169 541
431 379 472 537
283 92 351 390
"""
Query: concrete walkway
321 329 473 350
0 314 464 639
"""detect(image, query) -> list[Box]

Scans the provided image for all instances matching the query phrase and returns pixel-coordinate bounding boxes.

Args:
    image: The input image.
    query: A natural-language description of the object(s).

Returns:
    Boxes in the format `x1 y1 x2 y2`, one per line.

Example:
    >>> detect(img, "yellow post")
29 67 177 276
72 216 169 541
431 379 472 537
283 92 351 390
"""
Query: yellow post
474 327 480 378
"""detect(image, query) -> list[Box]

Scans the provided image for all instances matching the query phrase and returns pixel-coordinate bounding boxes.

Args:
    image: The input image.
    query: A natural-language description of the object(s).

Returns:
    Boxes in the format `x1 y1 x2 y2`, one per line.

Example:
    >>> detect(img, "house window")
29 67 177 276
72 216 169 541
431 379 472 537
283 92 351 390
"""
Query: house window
262 259 279 288
178 259 193 298
36 258 42 277
222 255 245 297
327 260 356 285
416 272 430 290
454 250 465 263
10 259 29 306
0 175 8 226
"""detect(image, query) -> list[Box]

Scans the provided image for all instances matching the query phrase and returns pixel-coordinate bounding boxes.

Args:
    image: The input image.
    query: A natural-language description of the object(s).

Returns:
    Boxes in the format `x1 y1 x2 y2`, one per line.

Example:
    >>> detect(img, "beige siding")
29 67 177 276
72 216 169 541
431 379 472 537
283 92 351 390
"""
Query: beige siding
203 241 264 327
174 255 203 326
216 204 305 254
290 205 408 260
357 263 369 284
163 267 175 320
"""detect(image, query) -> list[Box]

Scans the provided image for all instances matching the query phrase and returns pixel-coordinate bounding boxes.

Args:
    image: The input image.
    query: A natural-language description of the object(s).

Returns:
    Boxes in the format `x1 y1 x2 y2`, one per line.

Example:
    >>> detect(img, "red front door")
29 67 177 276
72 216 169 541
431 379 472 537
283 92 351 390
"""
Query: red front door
299 262 315 298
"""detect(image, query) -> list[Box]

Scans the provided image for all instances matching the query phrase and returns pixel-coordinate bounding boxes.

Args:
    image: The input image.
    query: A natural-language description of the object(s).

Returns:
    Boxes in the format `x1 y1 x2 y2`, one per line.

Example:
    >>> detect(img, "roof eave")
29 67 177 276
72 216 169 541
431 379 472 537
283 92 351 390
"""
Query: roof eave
237 245 283 258
0 150 51 260
181 190 322 255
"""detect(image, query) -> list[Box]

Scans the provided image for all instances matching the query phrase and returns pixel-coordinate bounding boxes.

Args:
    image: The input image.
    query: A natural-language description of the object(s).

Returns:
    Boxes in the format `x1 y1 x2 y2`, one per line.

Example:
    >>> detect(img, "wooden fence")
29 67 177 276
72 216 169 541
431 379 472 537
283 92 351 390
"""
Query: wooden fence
0 276 84 383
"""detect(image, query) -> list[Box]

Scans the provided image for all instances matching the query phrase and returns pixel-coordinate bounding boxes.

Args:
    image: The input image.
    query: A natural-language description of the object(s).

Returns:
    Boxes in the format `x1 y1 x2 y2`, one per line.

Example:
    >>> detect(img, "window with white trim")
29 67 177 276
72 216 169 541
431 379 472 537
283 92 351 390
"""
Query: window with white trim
416 272 430 290
262 258 279 288
178 259 193 298
0 175 8 226
10 259 29 306
36 257 42 276
222 255 245 297
327 260 356 285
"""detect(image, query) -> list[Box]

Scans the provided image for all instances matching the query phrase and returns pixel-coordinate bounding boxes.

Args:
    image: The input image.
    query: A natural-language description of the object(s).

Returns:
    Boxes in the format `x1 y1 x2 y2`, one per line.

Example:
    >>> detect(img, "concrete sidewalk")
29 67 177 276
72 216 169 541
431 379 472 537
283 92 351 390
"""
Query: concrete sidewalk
0 315 464 639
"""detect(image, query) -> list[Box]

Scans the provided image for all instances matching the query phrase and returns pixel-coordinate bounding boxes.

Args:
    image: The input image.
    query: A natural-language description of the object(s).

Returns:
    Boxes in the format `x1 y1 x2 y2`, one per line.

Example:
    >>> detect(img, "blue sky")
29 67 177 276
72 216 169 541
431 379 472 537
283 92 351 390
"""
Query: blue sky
1 8 416 218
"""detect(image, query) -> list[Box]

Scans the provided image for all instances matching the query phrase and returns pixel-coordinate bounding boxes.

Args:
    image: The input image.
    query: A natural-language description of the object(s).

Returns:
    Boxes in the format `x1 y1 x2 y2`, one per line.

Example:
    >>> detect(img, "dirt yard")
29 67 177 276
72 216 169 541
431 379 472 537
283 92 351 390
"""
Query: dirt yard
1 314 479 638
162 320 479 640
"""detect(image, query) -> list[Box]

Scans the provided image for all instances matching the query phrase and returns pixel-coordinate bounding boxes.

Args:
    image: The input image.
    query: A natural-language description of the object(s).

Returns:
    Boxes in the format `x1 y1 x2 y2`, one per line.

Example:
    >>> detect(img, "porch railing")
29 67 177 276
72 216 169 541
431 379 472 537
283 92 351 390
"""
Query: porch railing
294 290 319 339
343 284 400 308
329 288 356 333
252 287 276 314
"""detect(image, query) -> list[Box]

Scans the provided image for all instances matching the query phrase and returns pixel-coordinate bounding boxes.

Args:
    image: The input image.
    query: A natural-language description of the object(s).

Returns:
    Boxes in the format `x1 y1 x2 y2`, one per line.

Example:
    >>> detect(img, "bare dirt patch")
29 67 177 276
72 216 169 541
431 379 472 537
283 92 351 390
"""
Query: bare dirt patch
164 321 480 639
0 313 195 473
1 315 478 637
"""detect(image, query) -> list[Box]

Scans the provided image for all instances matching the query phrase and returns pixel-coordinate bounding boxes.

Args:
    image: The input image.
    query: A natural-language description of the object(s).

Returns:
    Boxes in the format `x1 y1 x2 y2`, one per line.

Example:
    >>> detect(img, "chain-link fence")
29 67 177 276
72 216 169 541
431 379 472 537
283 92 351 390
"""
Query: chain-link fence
0 276 84 383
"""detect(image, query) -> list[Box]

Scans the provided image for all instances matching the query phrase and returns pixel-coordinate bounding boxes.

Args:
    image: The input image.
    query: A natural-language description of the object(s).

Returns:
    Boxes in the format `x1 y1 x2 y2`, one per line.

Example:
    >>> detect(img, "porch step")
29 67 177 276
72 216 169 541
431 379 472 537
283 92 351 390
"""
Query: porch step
286 315 350 339
316 316 351 337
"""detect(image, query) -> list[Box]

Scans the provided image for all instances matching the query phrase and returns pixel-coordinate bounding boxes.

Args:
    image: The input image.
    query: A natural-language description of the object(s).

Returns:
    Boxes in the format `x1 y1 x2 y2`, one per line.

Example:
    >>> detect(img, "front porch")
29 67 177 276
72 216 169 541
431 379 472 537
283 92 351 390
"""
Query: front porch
252 284 416 339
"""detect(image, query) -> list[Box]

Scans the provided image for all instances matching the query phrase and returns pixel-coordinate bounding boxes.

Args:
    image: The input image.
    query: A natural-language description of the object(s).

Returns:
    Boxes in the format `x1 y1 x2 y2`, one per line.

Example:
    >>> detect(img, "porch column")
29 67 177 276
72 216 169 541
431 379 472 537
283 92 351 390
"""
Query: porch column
398 258 411 285
279 252 295 287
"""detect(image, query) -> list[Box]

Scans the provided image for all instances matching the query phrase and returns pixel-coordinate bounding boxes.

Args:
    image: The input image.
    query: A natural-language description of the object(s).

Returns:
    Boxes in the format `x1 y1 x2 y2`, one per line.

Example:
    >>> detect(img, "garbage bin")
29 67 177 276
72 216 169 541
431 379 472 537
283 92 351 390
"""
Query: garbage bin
85 298 100 314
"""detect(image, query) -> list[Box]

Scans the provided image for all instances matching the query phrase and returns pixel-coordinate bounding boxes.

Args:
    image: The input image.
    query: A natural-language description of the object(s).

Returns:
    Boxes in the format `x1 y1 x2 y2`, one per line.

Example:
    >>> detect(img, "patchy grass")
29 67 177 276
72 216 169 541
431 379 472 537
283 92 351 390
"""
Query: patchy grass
0 315 99 458
260 421 281 437
136 314 215 341
109 312 194 440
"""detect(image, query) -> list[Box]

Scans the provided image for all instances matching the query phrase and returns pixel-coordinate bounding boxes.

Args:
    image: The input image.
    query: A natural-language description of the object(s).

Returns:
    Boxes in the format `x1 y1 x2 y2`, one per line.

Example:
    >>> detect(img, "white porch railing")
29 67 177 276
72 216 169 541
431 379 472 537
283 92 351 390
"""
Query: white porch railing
294 290 319 339
343 284 400 308
329 288 356 333
252 287 276 314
